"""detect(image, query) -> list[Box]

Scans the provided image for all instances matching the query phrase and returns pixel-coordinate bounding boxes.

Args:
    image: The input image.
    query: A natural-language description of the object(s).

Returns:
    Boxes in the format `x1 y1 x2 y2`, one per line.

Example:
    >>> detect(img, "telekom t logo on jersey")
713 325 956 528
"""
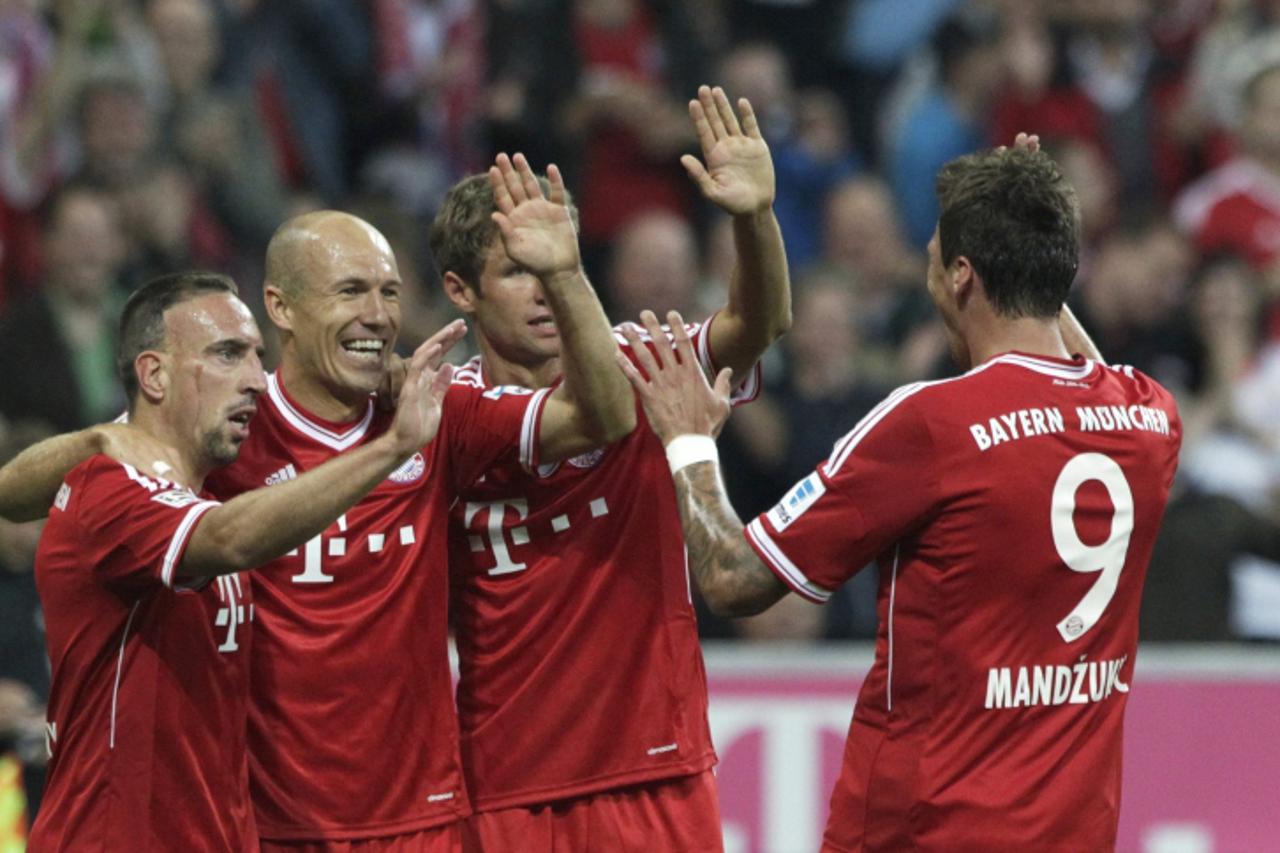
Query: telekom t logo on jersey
287 513 419 584
464 496 611 576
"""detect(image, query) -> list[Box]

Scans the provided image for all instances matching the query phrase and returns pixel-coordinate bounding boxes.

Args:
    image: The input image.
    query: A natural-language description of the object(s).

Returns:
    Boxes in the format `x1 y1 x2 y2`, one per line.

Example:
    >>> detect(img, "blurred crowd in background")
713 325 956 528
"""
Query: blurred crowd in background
4 0 1280 805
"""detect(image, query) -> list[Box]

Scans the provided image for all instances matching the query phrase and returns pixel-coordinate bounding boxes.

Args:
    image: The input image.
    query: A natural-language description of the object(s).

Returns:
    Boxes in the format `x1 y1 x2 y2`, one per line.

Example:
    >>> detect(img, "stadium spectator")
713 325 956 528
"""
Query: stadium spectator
885 11 1004 247
148 0 286 255
545 0 706 268
618 138 1179 849
605 208 703 323
434 86 788 852
821 176 931 376
23 269 459 850
1175 57 1280 340
73 73 233 283
1071 214 1197 390
719 42 862 270
0 185 127 432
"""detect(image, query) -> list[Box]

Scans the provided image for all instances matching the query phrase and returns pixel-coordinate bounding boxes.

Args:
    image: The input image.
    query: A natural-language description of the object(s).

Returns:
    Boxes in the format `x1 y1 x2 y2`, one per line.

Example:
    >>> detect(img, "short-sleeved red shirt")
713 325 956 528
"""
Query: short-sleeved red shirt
449 320 760 810
746 353 1181 851
204 372 542 842
32 456 255 851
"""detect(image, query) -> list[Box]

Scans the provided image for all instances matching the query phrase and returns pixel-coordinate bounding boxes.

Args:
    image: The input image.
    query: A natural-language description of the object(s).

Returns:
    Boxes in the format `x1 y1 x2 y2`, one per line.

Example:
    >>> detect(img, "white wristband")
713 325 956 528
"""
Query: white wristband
665 434 718 474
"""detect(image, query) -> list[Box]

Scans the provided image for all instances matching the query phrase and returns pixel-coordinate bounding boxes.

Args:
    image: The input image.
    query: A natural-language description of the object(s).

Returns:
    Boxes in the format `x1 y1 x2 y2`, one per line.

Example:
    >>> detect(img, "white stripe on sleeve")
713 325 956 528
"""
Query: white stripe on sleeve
745 517 833 603
161 501 220 588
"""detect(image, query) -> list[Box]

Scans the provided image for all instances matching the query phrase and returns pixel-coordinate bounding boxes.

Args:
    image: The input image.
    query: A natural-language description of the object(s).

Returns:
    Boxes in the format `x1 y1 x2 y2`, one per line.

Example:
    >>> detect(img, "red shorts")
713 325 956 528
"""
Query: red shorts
461 770 723 853
260 823 461 853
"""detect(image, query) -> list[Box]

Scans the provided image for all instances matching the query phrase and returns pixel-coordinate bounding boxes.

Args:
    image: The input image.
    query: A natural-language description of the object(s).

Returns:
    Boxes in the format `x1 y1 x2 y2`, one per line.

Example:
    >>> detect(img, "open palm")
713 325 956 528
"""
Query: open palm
490 153 581 278
682 86 775 216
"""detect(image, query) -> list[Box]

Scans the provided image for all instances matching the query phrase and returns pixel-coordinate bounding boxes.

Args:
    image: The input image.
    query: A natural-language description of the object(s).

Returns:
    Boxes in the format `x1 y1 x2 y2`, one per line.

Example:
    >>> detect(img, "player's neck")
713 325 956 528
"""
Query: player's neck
966 317 1072 368
123 413 207 491
277 357 368 424
478 338 562 390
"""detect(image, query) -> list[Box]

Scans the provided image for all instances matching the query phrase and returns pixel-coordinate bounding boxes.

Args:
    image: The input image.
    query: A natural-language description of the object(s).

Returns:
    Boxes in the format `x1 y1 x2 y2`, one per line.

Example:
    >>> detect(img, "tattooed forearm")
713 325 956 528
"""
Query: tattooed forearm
673 462 789 617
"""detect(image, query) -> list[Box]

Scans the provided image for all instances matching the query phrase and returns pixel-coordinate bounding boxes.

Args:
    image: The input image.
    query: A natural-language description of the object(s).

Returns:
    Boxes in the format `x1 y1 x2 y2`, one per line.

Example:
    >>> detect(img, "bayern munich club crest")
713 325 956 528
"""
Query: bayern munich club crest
388 452 426 484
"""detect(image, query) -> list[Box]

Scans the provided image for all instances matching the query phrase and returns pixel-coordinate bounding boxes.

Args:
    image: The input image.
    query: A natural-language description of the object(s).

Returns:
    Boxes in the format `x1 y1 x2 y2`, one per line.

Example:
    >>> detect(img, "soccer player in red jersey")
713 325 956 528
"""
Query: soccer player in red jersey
1 156 633 851
430 85 790 851
30 271 458 851
618 137 1182 851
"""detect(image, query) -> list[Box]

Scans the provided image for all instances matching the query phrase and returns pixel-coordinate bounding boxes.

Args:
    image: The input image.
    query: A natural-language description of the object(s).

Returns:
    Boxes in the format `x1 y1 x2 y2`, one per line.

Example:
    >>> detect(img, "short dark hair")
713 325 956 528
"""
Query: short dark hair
936 147 1080 319
117 271 239 410
428 172 578 291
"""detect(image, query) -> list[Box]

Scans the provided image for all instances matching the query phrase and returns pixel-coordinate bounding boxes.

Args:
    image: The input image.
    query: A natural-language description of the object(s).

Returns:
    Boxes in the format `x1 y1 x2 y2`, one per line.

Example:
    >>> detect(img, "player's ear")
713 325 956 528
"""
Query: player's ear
442 271 479 314
950 254 976 306
263 284 293 334
135 351 168 405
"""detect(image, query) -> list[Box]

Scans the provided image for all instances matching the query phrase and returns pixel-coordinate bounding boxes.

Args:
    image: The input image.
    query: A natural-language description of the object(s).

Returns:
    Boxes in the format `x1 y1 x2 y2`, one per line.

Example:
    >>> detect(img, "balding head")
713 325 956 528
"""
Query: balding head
265 210 398 300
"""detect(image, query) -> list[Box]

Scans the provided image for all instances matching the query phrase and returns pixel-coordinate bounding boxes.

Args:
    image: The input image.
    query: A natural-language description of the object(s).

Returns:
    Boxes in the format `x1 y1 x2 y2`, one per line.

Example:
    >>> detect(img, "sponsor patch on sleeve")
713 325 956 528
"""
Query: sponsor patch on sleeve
767 473 826 532
151 489 203 510
54 483 71 511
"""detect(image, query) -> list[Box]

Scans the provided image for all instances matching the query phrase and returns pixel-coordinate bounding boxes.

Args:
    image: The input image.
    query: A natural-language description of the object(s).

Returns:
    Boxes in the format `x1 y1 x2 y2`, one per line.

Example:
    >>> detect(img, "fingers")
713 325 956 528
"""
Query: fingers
420 319 468 368
688 96 716 154
738 97 762 140
619 321 661 380
638 310 675 367
489 164 515 214
698 84 728 141
680 154 713 193
494 152 528 206
713 367 733 400
712 86 742 136
615 350 648 395
547 163 567 207
429 362 455 400
666 310 697 368
512 152 544 202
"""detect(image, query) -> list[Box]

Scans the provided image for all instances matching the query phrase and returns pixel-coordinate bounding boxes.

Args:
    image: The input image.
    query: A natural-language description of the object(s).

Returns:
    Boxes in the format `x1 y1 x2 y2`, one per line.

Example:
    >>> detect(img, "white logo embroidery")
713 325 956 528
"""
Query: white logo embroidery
265 464 298 486
54 483 71 511
388 452 426 484
482 385 535 400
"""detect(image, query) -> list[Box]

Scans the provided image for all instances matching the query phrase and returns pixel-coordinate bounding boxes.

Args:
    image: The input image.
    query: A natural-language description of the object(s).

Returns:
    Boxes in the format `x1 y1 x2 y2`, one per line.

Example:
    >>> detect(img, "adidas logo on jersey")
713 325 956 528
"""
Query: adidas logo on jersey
265 464 298 486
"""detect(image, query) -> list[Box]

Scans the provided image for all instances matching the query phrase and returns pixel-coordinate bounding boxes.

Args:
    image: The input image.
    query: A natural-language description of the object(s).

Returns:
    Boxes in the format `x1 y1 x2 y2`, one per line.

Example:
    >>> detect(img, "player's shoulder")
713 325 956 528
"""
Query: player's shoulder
450 355 488 390
55 455 191 518
611 319 703 349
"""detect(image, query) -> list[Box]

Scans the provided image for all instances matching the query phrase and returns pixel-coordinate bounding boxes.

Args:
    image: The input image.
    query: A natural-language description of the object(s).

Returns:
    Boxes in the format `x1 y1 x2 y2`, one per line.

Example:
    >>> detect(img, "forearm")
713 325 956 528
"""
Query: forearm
1060 304 1104 364
181 435 410 579
713 209 792 377
673 460 788 617
542 269 636 444
0 429 103 522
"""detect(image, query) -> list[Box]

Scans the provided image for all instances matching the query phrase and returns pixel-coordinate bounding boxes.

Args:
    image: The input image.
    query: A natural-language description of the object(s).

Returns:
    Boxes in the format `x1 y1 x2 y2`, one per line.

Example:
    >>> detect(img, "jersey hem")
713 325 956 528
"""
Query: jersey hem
468 751 717 813
254 802 469 842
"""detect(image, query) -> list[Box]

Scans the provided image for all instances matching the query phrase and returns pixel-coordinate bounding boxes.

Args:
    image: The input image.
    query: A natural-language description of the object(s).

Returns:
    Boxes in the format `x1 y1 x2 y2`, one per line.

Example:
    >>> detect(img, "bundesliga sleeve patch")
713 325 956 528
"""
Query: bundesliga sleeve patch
767 473 826 532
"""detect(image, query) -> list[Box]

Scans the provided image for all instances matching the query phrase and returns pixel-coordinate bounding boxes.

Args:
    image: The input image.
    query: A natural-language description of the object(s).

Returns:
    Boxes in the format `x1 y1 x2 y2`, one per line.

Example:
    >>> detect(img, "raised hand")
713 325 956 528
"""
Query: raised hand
377 319 467 409
489 153 581 281
682 85 775 216
615 310 733 444
388 337 456 456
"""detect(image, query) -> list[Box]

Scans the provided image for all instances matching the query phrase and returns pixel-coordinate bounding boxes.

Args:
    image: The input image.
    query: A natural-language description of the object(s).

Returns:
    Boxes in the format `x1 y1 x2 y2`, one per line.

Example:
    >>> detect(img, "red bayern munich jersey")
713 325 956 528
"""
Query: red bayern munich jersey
448 319 760 810
32 456 255 851
204 371 545 841
745 352 1181 851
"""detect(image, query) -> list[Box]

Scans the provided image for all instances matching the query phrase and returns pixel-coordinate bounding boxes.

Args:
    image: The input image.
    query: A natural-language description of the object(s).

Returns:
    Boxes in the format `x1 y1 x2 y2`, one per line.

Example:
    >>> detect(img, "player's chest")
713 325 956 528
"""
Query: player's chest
451 447 672 578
